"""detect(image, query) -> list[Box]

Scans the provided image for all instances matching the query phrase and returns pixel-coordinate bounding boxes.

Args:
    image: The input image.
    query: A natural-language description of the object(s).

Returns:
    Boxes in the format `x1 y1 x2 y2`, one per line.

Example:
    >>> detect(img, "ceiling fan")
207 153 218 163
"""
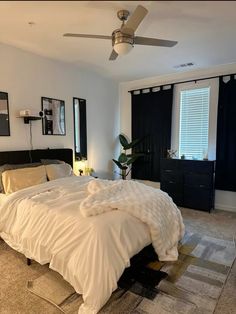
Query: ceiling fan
63 5 177 61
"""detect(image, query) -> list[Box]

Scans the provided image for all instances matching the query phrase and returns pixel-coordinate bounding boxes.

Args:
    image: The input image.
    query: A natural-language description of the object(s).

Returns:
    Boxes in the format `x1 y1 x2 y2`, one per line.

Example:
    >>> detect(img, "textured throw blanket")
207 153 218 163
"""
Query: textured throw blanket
80 179 185 261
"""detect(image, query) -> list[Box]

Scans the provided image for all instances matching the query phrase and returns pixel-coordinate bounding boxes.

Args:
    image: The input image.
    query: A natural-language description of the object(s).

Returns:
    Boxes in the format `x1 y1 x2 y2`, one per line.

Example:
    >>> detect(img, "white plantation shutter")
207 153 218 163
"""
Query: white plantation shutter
179 87 210 160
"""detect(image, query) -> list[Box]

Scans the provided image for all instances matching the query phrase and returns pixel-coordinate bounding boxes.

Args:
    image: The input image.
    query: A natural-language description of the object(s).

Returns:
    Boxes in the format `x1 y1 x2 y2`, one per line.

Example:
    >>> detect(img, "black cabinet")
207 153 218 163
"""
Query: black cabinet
160 159 215 212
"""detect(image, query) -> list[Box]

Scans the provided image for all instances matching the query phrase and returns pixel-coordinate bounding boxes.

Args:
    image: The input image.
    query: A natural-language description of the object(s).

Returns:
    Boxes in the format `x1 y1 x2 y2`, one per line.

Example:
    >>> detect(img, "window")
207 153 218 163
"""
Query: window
179 87 210 160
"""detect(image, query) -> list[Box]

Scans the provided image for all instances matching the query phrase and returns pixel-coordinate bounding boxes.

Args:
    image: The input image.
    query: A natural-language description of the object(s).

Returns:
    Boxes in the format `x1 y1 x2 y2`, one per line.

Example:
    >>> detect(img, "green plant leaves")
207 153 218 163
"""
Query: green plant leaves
112 159 123 169
119 134 129 148
112 159 128 170
113 134 145 178
118 153 128 163
124 138 142 150
119 134 142 150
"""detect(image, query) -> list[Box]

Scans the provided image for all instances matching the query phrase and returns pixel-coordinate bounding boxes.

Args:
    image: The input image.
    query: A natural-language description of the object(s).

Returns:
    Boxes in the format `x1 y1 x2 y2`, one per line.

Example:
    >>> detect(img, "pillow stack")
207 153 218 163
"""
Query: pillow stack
0 160 74 195
2 165 47 195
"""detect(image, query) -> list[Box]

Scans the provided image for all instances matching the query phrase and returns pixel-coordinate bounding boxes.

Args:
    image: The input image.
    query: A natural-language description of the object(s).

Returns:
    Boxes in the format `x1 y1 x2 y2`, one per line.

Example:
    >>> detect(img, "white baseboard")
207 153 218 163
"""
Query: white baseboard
215 203 236 213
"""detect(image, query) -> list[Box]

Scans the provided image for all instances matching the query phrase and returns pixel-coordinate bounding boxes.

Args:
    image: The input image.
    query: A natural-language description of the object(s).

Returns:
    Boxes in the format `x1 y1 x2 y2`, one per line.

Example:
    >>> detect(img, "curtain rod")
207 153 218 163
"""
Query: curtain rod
128 72 236 93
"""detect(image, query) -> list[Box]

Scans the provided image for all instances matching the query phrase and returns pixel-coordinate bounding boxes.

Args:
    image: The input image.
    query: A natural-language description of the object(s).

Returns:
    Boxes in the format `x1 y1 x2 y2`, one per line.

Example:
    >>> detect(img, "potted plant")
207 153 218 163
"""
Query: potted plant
112 134 144 180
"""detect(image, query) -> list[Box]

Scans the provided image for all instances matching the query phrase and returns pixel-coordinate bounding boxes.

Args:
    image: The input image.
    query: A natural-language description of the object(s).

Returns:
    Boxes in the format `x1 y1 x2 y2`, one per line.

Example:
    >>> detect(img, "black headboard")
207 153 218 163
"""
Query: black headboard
0 148 73 167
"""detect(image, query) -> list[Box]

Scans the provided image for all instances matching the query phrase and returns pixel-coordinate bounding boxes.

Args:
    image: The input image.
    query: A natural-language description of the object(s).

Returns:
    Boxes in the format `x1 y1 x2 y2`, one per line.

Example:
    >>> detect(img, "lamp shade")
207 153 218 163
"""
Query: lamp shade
114 42 133 55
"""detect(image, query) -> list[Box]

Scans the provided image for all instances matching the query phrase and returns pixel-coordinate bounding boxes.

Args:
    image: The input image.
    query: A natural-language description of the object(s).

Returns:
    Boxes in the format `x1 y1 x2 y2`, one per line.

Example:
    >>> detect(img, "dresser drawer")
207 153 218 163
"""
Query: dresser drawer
184 173 213 188
161 185 183 205
161 170 183 184
183 160 215 174
160 159 182 171
184 186 213 211
160 158 215 211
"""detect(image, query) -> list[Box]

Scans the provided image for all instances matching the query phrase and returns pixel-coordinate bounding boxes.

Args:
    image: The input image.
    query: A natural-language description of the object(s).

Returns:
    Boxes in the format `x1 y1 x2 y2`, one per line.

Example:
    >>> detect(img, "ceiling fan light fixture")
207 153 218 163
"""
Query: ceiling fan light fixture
112 29 134 56
114 42 133 55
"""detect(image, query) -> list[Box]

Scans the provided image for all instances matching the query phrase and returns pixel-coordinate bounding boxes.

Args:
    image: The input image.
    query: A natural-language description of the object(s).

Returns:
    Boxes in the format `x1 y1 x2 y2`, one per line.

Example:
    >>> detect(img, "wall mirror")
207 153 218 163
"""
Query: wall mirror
42 97 65 135
73 98 87 160
0 92 10 136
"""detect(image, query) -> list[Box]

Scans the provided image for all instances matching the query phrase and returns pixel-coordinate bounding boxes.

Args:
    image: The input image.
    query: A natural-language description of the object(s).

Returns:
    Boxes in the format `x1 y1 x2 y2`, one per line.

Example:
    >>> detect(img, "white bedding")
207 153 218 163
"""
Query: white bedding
0 176 152 314
81 179 184 261
0 193 7 203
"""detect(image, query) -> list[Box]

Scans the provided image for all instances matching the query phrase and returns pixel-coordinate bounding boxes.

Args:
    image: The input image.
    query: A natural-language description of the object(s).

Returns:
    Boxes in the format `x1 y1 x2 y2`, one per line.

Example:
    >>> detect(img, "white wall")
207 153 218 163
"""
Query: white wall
0 43 119 179
120 63 236 212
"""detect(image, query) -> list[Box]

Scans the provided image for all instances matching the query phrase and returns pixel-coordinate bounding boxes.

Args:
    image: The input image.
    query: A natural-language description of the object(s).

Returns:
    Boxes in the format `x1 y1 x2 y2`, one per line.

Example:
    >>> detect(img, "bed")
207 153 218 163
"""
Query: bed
0 148 184 314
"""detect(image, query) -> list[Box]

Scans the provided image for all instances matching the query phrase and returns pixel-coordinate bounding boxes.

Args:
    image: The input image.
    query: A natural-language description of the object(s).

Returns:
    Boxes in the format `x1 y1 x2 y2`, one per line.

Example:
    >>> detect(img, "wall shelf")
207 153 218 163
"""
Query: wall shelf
17 116 42 124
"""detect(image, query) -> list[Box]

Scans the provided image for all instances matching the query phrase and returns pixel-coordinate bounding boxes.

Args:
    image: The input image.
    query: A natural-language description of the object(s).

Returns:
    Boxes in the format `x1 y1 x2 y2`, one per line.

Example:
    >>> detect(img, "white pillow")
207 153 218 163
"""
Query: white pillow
45 163 74 181
2 165 47 195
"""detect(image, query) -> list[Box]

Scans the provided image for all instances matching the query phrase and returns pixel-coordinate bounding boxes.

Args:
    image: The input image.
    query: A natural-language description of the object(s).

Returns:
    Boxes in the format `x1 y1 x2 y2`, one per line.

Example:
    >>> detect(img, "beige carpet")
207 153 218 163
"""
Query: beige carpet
1 208 236 314
26 231 235 313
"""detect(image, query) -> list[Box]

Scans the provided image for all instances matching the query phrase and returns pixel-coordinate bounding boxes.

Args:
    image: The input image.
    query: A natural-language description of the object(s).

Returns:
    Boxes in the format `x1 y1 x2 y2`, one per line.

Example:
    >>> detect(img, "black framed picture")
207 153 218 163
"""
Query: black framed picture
0 92 10 136
41 97 66 135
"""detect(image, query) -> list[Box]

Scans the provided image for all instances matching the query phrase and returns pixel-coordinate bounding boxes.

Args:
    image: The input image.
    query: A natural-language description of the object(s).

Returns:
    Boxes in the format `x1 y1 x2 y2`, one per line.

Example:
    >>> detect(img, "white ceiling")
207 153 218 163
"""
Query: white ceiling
1 1 236 81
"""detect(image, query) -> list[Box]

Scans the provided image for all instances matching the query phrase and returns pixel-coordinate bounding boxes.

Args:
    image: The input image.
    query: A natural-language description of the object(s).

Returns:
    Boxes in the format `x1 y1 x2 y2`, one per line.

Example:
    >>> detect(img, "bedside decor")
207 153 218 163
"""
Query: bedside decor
167 149 177 159
18 109 42 124
85 167 94 176
42 97 65 135
0 92 10 136
112 134 144 179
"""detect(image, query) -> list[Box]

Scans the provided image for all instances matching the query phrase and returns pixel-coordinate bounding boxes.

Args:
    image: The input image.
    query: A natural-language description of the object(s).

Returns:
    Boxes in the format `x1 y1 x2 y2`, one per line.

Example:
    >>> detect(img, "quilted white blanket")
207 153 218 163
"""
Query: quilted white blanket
81 179 185 261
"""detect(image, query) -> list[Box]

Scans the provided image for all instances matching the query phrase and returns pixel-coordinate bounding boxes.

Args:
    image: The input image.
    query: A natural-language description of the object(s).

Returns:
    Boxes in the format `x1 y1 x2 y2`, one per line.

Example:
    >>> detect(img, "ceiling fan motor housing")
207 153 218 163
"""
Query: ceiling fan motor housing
117 10 130 22
112 29 134 47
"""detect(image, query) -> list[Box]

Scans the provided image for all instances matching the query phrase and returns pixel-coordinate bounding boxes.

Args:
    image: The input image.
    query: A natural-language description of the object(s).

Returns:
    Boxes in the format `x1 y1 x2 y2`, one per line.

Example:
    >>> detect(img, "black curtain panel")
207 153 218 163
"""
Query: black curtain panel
215 75 236 191
131 86 173 181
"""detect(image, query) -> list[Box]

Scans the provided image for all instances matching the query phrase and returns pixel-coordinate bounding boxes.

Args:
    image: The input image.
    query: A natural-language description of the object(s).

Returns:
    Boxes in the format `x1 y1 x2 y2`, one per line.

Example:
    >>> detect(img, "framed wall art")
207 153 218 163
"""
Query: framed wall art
41 97 65 135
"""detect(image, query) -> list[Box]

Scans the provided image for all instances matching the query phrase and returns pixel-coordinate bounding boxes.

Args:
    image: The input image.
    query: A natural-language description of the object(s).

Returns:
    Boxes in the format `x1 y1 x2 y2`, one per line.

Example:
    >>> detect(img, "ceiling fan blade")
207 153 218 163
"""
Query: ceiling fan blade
63 33 111 40
120 27 134 36
135 36 178 47
109 49 118 61
122 5 148 33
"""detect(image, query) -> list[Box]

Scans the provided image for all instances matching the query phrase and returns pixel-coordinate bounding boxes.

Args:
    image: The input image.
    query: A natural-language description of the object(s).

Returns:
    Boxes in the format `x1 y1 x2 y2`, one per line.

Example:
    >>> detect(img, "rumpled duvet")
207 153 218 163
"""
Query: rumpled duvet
81 179 185 261
0 176 184 314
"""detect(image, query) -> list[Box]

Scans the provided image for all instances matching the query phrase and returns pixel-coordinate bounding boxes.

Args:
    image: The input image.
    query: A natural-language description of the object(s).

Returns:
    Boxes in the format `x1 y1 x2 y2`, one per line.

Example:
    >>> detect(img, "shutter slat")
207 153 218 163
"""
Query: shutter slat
179 87 210 160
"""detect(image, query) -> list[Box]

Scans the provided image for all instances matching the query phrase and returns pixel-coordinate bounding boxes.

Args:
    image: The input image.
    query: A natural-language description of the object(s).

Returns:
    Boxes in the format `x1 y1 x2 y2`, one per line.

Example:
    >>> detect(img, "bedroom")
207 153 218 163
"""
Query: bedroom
0 1 235 313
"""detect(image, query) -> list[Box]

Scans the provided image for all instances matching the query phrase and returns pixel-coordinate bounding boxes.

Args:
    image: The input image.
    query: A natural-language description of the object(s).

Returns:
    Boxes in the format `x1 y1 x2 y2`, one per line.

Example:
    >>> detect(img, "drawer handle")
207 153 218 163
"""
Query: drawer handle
169 181 174 184
165 170 172 173
199 184 205 188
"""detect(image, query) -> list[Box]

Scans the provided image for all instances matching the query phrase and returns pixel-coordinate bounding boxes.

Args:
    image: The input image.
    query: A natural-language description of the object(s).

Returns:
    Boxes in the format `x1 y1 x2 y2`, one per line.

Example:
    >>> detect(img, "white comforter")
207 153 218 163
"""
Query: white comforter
0 176 184 314
81 179 185 261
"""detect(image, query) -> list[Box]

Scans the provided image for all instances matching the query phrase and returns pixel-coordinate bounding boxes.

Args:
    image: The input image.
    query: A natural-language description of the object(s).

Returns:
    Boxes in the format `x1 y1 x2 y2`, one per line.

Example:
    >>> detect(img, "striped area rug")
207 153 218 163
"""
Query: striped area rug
27 232 235 313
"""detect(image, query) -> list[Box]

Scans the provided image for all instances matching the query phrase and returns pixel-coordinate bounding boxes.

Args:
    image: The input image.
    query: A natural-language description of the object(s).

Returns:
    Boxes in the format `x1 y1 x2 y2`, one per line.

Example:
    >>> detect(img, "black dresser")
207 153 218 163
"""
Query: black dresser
160 159 215 212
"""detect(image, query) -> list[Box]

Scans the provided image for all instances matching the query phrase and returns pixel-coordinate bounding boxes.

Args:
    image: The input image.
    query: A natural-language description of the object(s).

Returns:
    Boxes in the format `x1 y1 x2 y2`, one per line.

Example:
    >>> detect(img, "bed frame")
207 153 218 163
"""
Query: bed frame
0 148 159 285
0 148 73 167
0 148 73 266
